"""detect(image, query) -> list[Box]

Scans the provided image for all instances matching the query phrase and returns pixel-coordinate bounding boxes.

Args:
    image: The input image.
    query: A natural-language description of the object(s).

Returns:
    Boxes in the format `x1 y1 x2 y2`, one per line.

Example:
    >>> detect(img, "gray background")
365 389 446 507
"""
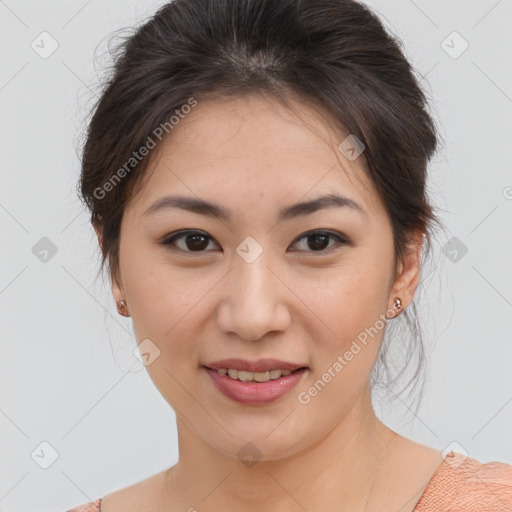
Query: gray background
1 1 511 511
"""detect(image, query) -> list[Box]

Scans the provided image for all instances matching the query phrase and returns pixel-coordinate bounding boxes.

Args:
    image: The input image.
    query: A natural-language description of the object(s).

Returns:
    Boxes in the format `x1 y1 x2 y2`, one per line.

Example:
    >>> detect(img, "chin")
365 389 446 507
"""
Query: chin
205 426 312 464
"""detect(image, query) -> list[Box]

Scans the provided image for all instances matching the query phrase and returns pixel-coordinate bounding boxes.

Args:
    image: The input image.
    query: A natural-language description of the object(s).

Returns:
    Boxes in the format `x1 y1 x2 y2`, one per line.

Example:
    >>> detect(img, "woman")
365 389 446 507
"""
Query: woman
67 0 512 510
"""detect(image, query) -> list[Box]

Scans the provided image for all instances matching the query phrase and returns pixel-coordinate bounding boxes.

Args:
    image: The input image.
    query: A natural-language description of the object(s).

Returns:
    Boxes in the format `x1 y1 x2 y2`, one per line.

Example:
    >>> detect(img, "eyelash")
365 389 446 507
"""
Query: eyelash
160 229 349 255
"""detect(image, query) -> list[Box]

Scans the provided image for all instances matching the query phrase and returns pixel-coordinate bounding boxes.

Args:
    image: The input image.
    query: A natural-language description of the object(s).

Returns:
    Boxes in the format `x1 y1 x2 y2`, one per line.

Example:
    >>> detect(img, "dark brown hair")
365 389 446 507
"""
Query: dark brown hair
79 0 443 408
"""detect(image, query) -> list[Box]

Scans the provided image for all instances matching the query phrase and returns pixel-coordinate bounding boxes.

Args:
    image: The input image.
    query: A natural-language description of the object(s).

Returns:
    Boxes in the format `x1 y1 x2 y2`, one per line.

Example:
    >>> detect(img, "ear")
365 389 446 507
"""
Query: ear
110 269 125 302
93 222 125 305
388 230 424 312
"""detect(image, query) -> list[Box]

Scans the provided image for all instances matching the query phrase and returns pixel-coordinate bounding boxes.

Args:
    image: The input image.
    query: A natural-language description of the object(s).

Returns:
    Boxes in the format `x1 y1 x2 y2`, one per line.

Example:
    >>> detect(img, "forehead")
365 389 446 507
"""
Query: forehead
128 93 381 219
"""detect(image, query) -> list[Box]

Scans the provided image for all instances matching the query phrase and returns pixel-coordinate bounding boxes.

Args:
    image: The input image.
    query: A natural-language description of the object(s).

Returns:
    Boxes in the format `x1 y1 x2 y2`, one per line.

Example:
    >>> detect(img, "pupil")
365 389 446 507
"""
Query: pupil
187 234 208 251
309 233 329 251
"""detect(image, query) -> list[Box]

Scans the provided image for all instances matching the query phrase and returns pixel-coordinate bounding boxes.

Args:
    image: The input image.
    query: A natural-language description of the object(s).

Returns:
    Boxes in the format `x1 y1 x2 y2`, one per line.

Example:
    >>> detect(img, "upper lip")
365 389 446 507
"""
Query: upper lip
203 358 307 373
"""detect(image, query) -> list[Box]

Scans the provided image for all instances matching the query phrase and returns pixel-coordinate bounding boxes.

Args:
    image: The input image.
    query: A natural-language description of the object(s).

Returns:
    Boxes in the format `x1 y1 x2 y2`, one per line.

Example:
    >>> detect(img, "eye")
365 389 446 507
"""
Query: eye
160 229 349 255
160 230 220 253
289 230 348 254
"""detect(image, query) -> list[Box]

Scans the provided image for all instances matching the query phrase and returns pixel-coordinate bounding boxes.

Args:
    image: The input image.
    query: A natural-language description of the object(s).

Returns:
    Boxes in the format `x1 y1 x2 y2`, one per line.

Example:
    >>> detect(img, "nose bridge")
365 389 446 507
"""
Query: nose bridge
217 240 290 340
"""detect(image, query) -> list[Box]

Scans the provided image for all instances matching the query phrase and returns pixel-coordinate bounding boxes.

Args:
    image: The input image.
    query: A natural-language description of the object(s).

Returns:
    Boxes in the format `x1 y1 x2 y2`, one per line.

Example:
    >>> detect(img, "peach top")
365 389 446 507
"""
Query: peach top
66 452 512 512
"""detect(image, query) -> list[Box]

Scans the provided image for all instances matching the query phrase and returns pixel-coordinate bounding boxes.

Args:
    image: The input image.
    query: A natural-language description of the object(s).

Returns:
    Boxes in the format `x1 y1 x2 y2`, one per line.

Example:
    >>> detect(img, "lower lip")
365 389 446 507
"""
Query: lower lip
204 367 308 405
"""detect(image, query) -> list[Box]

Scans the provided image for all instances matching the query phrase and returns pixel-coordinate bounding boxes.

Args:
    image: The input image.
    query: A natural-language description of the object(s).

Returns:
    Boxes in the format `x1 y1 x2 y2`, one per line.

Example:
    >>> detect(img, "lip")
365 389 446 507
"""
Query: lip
204 366 308 405
203 358 307 373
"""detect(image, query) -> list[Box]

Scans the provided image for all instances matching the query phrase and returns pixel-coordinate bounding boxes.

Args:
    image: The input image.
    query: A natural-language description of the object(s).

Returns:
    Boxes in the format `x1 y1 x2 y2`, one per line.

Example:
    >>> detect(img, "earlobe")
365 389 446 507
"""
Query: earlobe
111 275 130 317
388 231 424 315
94 222 130 317
116 299 130 317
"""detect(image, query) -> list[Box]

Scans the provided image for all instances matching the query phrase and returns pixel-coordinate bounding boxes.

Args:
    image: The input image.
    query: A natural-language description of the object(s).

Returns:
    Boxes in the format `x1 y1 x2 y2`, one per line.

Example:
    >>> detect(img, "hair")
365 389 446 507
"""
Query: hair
78 0 443 411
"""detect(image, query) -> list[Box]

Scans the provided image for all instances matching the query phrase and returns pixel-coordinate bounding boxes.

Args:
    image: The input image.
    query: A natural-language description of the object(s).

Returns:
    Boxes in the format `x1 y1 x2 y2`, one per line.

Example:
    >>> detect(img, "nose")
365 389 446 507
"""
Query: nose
216 250 291 341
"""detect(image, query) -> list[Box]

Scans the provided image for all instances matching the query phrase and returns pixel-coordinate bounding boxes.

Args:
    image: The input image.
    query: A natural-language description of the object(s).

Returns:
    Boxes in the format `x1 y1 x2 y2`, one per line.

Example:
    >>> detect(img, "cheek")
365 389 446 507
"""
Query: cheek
307 259 390 335
122 248 216 359
123 258 207 405
300 289 385 414
302 259 390 383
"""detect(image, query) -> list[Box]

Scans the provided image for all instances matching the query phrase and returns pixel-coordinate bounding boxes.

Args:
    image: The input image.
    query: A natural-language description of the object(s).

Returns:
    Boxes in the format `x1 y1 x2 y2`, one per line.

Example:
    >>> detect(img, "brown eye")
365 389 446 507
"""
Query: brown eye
160 229 349 256
161 230 219 253
290 230 348 254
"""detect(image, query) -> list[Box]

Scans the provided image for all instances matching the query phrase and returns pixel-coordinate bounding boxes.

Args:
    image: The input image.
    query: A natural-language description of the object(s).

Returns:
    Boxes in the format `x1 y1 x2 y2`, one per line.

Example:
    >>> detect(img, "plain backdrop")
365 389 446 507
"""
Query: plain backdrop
1 1 511 511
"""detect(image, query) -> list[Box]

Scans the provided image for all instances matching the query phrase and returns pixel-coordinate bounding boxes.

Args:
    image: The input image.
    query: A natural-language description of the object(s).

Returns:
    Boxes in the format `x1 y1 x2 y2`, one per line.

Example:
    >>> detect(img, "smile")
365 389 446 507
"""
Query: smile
203 366 308 405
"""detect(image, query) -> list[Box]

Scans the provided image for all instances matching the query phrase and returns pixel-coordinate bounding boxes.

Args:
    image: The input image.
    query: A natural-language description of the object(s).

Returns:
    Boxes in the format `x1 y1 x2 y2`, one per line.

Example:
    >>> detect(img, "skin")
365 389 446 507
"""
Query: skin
99 93 443 512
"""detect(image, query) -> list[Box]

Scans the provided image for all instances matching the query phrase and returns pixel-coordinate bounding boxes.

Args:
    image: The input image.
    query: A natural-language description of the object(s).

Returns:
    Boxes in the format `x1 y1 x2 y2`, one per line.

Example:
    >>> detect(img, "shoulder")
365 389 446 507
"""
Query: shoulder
66 498 102 512
414 451 512 511
75 467 172 512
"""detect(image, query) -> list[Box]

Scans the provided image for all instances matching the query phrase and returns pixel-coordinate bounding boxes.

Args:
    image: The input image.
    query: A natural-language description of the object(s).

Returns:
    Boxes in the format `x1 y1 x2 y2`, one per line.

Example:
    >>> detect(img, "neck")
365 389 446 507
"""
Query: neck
166 387 396 512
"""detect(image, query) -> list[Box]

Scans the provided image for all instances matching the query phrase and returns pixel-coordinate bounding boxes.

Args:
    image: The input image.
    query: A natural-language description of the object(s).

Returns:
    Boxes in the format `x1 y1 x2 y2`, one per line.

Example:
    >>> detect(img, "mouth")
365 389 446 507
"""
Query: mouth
202 362 309 405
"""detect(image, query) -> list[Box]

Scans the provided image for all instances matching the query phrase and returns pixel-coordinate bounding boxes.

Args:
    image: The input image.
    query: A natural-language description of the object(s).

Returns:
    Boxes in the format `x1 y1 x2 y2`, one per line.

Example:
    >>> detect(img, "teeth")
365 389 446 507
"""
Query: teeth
216 368 295 382
270 369 284 379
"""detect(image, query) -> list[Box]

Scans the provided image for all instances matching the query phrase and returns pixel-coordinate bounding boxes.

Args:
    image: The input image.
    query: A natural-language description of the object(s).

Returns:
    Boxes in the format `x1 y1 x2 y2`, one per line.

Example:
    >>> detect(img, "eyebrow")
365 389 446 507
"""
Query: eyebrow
142 193 366 221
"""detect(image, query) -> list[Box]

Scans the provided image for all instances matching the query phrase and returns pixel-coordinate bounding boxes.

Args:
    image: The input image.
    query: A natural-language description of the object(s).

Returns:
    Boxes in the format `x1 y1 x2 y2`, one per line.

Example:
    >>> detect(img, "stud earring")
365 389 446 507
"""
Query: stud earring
116 299 130 317
386 296 403 319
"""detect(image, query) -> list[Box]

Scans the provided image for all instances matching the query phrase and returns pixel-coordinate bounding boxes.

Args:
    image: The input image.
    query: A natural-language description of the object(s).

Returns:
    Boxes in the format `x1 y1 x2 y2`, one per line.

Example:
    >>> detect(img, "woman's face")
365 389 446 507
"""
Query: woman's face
112 94 420 461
